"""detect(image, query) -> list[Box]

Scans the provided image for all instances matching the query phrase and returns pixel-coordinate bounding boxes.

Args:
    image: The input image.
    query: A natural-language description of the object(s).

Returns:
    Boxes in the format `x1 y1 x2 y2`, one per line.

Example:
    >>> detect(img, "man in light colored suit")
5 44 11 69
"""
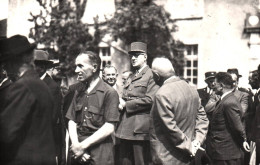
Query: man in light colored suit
150 57 209 165
115 42 159 165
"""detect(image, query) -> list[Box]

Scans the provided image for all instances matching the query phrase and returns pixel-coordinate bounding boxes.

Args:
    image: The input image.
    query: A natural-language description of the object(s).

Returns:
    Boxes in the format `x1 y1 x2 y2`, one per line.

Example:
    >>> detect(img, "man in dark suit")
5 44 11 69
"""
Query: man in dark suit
205 72 250 165
115 42 159 165
0 35 56 164
227 68 249 120
197 71 216 107
34 50 63 165
254 65 260 165
150 57 209 165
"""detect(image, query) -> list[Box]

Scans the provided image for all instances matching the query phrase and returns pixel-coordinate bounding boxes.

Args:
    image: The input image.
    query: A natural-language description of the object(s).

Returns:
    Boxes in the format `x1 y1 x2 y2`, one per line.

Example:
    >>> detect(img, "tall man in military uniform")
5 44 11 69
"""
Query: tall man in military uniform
66 51 120 165
115 42 159 165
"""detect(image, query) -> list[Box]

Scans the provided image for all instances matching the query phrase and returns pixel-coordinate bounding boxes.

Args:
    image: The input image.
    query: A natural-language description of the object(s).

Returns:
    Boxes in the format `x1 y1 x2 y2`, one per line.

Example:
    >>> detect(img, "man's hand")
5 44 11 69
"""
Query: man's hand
243 141 250 152
70 142 85 159
79 153 91 163
119 98 126 111
191 140 201 156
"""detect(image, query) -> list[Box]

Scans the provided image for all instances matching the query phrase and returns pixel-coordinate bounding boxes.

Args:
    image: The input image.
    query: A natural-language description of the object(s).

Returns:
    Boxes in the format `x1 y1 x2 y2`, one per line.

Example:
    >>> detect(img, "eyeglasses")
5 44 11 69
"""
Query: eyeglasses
129 53 145 58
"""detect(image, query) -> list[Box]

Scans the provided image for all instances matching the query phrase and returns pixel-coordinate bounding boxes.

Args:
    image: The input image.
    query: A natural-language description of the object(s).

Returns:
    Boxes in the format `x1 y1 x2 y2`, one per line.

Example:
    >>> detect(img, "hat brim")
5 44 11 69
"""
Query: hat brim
0 43 36 62
205 76 215 81
128 50 146 55
35 60 53 66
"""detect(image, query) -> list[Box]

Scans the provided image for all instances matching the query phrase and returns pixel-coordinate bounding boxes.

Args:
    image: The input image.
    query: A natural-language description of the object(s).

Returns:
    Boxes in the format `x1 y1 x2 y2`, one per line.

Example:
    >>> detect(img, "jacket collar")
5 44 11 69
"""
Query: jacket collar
163 76 181 85
88 78 106 95
132 65 149 81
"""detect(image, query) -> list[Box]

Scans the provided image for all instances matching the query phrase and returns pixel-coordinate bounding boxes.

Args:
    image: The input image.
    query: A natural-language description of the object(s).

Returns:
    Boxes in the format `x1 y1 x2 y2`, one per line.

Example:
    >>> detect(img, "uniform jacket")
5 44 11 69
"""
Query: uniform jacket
197 87 210 107
150 77 209 165
205 92 246 160
0 69 56 165
115 66 159 140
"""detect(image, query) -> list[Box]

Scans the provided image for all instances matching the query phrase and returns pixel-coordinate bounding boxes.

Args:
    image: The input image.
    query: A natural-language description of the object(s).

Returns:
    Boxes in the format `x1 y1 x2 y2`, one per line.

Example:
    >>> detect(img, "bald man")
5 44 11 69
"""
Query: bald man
150 57 209 165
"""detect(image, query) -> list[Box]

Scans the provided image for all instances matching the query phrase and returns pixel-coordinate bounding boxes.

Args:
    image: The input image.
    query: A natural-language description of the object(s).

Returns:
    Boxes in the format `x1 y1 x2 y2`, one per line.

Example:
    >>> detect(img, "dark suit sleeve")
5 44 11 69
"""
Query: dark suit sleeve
240 92 249 119
0 83 35 144
223 100 247 142
194 104 209 144
126 76 159 114
154 93 192 154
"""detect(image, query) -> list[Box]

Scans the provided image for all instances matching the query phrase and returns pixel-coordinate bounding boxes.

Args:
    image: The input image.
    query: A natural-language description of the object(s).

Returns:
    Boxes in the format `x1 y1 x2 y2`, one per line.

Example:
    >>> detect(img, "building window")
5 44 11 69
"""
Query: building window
183 44 198 85
98 46 111 70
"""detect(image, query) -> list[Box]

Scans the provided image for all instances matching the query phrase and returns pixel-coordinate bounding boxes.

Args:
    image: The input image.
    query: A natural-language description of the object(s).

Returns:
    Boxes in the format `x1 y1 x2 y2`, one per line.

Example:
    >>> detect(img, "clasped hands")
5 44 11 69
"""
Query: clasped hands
70 142 90 163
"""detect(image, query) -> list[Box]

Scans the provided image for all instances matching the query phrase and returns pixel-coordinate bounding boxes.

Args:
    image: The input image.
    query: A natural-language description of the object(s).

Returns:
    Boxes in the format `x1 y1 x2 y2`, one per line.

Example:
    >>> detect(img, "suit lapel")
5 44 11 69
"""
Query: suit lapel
212 92 233 116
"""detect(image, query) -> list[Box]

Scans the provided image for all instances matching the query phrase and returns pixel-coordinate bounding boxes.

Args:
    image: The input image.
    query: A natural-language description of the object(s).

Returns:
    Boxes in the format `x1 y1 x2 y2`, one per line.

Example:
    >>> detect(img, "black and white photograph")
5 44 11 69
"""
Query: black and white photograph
0 0 260 165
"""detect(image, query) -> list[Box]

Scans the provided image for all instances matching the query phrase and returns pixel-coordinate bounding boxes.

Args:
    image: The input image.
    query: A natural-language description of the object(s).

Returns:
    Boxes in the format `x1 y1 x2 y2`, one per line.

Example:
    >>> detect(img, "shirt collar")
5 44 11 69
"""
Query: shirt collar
0 78 8 87
40 72 47 80
164 76 177 84
87 77 100 94
221 90 233 100
137 64 147 74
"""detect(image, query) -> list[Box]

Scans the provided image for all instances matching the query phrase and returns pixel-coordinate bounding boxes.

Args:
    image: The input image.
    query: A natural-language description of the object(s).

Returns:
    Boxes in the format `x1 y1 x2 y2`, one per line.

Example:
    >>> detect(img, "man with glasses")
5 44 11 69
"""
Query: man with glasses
115 42 159 165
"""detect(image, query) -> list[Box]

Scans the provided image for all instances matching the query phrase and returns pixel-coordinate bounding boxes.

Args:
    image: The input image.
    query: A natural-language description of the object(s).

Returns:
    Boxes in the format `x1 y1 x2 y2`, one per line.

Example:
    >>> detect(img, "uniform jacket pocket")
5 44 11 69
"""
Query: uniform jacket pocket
134 113 150 134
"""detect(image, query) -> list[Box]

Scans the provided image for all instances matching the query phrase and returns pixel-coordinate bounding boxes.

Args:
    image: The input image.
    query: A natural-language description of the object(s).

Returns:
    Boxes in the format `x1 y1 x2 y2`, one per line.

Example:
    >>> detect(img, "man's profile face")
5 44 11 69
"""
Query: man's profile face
130 53 147 68
205 77 215 89
75 55 95 83
122 72 132 86
214 78 223 95
103 67 118 86
249 71 259 89
34 63 46 77
230 73 238 88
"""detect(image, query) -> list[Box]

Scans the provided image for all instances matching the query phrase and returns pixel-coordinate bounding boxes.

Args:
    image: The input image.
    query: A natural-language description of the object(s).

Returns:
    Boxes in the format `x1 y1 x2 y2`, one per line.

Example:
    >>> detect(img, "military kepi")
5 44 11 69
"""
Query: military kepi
205 71 216 81
128 42 147 55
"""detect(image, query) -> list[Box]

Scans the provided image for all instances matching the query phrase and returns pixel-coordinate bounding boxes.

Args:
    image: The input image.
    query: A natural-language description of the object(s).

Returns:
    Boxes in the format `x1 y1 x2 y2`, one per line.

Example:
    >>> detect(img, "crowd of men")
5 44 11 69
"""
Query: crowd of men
0 34 260 165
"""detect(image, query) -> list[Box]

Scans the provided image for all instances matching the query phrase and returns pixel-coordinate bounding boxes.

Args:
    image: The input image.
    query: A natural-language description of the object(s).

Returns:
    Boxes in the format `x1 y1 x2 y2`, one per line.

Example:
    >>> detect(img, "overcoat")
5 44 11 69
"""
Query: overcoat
150 77 209 165
0 69 56 165
115 66 159 140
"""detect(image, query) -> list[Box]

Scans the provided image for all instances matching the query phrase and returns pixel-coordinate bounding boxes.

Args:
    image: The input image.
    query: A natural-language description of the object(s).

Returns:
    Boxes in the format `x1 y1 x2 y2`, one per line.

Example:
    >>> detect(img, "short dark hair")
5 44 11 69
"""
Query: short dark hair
215 72 234 89
78 51 101 75
102 65 117 75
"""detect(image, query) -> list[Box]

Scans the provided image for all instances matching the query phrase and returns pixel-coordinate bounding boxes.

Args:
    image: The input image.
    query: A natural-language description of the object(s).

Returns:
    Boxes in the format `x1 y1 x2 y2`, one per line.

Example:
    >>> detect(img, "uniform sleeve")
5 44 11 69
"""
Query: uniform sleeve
126 75 159 114
0 83 35 144
153 93 192 154
104 89 120 123
224 100 247 143
194 104 209 144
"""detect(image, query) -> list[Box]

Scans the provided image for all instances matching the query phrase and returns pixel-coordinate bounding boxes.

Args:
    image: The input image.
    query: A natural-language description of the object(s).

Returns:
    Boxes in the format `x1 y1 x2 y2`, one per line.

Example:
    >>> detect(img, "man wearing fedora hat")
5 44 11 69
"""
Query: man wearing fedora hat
115 42 159 165
227 68 249 123
0 35 56 164
34 49 63 165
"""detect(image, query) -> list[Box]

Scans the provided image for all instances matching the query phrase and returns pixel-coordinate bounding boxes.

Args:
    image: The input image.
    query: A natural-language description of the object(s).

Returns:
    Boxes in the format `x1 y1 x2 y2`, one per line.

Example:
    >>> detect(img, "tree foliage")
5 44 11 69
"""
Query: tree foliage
106 0 185 75
29 0 101 76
